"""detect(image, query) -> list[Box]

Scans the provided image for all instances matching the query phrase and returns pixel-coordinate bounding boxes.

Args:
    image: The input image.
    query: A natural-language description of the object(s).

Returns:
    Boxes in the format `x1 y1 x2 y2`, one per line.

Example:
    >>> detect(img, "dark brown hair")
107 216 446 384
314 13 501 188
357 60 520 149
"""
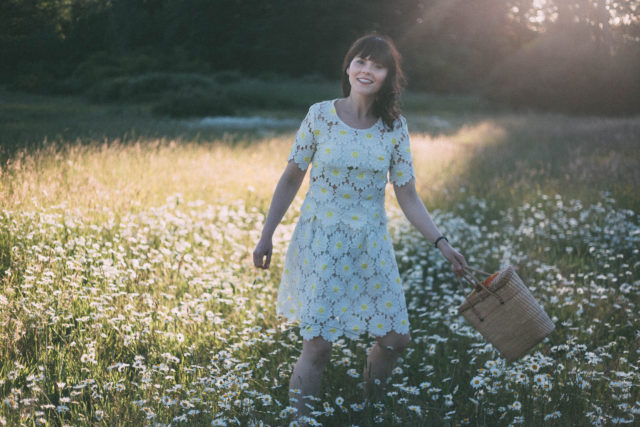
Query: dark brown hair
341 33 406 130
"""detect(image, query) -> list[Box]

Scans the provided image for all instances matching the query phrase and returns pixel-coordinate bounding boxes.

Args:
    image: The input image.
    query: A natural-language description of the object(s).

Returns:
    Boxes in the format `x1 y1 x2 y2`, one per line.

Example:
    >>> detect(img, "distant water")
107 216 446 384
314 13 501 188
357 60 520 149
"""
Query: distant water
185 115 452 130
186 116 299 129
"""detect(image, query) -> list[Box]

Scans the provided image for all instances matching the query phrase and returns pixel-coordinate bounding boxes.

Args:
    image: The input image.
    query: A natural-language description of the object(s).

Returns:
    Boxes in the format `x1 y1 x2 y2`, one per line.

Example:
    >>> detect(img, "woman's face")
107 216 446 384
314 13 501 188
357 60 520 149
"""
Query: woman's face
346 55 388 97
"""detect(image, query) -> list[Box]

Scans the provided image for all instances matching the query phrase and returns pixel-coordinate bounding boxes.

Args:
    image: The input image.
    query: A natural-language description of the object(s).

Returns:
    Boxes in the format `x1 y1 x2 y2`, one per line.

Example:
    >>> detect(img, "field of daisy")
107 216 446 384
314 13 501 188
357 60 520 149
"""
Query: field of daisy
1 89 639 426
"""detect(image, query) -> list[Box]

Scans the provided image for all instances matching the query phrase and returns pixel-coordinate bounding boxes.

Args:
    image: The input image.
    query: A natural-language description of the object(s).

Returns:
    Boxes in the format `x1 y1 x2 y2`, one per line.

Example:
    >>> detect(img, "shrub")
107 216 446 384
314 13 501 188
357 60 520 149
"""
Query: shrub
86 72 218 103
151 88 235 117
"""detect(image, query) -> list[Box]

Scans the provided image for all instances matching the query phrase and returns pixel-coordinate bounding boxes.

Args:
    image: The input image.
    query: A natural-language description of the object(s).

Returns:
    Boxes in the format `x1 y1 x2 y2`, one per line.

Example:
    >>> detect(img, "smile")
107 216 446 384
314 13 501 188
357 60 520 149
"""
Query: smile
357 78 373 85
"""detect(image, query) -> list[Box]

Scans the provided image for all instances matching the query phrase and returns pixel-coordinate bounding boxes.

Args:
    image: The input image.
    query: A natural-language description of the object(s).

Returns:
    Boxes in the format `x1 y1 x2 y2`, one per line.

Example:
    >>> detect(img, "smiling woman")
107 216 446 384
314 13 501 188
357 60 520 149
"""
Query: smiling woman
252 33 468 422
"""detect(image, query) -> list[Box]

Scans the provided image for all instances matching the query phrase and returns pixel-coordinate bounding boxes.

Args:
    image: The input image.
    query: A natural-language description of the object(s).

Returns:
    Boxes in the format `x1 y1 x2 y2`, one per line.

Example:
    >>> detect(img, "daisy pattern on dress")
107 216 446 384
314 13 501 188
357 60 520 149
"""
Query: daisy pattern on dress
368 274 386 296
277 100 414 342
315 258 335 283
310 301 331 322
300 323 321 340
393 314 410 334
355 295 374 317
343 314 366 339
369 314 391 336
321 318 343 342
377 296 401 317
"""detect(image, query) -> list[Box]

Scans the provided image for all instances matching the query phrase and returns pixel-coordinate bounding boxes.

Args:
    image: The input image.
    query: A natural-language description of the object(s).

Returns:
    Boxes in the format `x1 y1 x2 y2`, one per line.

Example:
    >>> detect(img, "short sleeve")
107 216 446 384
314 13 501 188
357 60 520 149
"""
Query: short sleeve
389 116 415 186
287 104 318 171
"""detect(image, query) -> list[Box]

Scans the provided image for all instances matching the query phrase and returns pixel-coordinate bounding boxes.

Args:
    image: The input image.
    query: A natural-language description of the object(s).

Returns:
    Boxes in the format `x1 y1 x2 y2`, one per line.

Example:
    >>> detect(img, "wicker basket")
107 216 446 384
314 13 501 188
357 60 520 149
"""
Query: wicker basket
457 266 555 362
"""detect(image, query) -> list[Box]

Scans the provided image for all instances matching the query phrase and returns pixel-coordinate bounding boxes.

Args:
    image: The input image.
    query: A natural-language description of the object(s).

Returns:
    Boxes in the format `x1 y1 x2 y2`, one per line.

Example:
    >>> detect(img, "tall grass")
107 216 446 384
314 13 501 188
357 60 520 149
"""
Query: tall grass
0 91 639 425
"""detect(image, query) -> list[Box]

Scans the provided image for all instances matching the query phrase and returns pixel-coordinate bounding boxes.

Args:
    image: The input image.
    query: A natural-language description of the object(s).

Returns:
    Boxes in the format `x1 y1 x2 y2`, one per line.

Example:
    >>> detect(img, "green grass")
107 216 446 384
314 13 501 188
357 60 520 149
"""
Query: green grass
0 87 639 425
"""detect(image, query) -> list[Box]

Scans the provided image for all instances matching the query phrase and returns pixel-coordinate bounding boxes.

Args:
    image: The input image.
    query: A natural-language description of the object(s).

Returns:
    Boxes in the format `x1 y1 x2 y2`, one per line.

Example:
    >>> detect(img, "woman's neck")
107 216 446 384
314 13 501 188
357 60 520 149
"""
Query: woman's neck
342 93 376 120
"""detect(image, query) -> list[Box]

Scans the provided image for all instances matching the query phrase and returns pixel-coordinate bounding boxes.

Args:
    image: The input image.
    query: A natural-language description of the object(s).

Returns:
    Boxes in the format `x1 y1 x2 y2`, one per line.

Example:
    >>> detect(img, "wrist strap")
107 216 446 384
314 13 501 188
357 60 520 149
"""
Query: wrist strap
434 235 448 248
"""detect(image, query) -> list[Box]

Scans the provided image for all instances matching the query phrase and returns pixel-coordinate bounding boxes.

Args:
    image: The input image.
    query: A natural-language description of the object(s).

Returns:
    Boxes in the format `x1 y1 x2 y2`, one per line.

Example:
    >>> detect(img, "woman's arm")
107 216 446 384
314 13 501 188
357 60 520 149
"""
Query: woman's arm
253 160 307 269
393 178 467 271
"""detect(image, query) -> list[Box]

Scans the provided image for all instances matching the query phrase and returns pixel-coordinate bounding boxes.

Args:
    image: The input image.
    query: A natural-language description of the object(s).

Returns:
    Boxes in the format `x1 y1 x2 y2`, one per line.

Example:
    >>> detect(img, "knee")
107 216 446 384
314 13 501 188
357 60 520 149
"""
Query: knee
380 332 411 353
303 337 333 367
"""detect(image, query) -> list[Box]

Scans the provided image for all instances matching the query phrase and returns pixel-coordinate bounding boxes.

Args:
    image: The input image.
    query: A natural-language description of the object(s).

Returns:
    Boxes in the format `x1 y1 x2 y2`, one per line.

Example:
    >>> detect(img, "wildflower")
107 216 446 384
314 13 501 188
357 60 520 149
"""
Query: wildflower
335 396 344 406
470 376 485 389
444 394 454 407
408 405 422 415
544 411 561 420
260 395 272 405
533 374 547 386
510 401 522 411
346 368 360 378
350 402 364 411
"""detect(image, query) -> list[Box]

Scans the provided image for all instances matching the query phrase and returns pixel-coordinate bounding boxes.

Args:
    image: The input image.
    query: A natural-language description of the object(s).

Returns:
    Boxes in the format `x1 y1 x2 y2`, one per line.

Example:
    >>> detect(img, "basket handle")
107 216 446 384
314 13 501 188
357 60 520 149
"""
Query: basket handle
457 266 505 322
464 265 493 277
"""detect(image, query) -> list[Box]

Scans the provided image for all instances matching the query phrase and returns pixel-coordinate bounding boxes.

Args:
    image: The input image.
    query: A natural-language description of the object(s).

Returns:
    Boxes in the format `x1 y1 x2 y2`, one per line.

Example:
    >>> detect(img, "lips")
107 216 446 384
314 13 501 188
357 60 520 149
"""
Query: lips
357 77 373 85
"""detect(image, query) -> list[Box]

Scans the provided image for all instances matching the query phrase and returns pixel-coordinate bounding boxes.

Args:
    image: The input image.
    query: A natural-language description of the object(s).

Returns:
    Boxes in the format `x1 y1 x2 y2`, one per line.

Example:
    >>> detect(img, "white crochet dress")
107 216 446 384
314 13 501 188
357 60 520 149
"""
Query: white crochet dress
276 99 415 342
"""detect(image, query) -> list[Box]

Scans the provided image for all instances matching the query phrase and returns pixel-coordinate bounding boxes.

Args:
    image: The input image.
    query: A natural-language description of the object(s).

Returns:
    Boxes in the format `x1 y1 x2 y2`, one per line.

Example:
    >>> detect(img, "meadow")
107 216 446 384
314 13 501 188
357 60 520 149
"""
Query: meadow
0 86 639 426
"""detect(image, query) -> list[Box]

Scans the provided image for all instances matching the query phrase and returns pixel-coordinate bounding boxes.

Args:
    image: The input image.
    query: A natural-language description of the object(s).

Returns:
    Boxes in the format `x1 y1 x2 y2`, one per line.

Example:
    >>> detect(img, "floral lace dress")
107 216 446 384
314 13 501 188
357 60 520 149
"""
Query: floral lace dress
276 99 415 342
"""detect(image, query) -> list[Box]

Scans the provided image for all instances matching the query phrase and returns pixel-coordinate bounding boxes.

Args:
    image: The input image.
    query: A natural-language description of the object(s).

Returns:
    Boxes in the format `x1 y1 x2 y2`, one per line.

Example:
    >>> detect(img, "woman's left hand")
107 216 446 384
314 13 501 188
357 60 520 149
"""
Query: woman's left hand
438 241 467 274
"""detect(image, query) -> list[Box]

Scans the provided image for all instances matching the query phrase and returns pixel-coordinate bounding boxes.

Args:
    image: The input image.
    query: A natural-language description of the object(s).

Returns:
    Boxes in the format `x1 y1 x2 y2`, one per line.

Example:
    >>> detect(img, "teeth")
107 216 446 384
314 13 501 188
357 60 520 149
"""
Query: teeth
357 78 373 84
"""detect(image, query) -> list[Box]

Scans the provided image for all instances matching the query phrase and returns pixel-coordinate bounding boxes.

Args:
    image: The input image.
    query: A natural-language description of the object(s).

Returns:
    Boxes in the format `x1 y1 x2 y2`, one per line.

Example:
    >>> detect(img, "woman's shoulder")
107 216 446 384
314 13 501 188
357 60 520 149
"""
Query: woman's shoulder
308 99 335 112
390 114 407 131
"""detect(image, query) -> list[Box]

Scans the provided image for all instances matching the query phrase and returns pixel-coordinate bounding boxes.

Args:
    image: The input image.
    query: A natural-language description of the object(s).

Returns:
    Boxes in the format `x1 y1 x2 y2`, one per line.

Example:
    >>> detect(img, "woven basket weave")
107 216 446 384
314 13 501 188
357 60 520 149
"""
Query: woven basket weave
457 266 555 362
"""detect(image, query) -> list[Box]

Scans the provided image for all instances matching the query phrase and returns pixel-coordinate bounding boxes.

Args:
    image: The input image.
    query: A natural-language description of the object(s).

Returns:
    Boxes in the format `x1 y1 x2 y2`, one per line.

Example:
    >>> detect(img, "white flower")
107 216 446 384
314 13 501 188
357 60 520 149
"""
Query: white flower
408 405 422 415
470 376 485 389
544 411 561 420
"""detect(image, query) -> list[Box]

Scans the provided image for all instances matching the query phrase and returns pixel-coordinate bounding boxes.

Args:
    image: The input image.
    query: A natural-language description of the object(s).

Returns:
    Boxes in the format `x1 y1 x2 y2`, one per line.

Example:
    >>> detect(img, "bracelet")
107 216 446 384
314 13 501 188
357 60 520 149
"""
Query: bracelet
434 235 449 249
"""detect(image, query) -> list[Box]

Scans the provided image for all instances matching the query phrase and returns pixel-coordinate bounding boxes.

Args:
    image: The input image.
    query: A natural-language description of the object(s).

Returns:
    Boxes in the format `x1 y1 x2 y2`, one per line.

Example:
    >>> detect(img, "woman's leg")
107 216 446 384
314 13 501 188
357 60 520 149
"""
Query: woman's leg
363 331 411 401
289 336 333 418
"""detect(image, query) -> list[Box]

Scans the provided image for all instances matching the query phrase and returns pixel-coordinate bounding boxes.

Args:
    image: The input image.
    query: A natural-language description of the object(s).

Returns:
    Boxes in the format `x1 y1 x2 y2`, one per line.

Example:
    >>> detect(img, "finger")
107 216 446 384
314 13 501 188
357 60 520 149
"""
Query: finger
265 250 272 269
450 255 463 272
459 254 468 268
254 251 266 269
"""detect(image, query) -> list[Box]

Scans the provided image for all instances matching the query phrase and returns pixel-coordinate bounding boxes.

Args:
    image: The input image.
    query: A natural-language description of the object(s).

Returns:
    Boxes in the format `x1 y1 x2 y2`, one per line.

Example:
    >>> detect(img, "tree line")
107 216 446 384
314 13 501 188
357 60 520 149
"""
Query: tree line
1 0 638 114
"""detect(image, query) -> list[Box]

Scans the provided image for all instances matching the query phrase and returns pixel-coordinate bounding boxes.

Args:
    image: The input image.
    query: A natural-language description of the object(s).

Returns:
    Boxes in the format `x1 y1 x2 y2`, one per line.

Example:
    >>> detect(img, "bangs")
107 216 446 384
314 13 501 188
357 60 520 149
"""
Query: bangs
352 38 394 69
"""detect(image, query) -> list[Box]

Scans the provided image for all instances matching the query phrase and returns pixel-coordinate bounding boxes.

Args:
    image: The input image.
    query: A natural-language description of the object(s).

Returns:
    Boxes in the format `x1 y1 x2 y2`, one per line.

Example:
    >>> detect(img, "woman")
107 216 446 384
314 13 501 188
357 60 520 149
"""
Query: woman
253 33 467 421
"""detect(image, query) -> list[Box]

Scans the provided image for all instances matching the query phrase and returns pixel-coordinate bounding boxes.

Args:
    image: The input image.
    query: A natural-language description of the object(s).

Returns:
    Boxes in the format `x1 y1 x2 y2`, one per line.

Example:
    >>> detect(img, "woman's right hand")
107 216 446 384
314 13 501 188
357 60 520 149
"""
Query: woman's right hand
253 236 273 269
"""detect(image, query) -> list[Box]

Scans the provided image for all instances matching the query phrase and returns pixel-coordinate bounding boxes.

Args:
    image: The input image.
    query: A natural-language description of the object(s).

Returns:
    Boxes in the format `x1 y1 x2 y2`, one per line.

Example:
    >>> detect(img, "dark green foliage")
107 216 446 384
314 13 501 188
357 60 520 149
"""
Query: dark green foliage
86 73 217 103
152 88 235 118
1 0 638 114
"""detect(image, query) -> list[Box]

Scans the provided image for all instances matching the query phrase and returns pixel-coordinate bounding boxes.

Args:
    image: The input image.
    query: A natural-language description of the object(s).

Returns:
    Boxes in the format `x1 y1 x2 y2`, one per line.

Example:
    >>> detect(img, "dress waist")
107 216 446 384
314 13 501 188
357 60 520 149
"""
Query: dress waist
299 196 387 229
